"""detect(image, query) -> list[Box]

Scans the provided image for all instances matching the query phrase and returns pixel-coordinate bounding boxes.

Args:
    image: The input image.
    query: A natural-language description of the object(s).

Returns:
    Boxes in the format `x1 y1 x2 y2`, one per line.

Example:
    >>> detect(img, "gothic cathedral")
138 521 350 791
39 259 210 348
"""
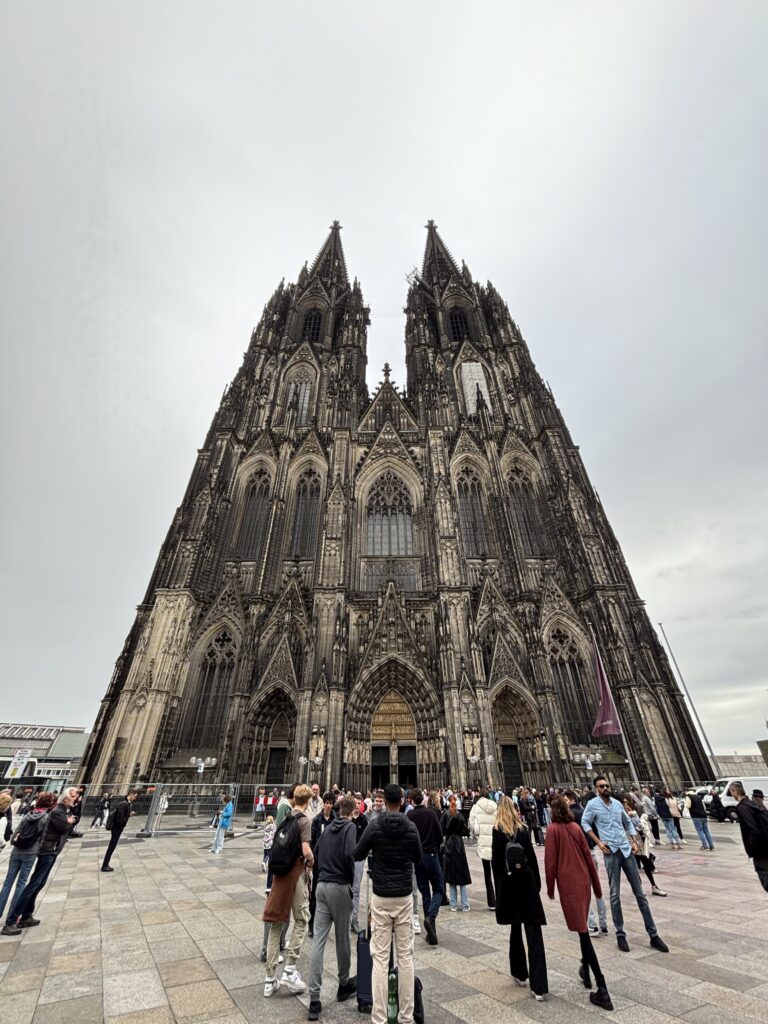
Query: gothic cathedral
80 222 711 792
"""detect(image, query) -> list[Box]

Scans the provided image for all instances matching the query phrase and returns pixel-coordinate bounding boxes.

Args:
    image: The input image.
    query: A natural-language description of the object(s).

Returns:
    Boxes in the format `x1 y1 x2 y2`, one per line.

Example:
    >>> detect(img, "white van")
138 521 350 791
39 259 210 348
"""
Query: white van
706 776 768 809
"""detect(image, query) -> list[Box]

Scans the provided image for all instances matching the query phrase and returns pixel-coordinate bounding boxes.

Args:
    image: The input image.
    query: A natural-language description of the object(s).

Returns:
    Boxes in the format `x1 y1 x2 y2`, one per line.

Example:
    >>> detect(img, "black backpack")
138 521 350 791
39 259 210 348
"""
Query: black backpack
269 814 302 875
504 828 528 875
12 812 47 850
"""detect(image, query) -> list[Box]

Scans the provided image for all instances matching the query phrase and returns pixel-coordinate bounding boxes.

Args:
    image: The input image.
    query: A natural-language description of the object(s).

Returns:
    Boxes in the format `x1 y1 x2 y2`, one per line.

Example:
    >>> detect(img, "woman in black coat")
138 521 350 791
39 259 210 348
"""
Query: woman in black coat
441 797 472 911
491 795 548 1001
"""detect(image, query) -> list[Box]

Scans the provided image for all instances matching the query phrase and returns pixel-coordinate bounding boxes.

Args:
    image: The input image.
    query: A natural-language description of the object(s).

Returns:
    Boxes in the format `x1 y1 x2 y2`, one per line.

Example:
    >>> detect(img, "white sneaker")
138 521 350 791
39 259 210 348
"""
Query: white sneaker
680 839 688 845
264 977 280 997
279 967 306 994
450 906 458 912
412 914 421 934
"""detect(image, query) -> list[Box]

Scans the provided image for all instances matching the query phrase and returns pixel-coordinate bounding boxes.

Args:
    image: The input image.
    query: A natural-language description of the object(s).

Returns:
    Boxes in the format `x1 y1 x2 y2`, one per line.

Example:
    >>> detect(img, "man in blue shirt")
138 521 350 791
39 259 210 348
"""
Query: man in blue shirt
582 776 668 954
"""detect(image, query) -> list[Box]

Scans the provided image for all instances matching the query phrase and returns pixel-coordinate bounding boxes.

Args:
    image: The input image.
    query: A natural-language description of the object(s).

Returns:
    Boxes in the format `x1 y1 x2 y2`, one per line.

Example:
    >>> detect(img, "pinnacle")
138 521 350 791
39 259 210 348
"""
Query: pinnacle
306 220 349 289
421 219 462 286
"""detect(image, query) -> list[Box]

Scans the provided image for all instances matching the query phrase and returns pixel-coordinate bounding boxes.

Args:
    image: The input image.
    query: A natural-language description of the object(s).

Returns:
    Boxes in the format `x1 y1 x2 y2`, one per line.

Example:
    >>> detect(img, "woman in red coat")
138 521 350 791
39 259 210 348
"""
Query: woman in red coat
545 795 613 1011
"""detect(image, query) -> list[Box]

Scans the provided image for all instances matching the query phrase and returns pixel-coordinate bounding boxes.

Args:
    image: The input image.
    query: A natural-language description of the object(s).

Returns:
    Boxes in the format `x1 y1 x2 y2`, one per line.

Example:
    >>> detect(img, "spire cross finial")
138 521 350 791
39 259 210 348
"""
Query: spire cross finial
382 362 391 382
331 220 342 231
426 219 437 230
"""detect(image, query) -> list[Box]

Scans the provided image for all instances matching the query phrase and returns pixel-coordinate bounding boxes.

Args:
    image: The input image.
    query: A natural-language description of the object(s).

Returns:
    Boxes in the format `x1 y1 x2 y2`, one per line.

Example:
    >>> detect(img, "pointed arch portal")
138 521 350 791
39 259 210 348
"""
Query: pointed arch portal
345 659 442 792
244 688 298 784
491 683 546 790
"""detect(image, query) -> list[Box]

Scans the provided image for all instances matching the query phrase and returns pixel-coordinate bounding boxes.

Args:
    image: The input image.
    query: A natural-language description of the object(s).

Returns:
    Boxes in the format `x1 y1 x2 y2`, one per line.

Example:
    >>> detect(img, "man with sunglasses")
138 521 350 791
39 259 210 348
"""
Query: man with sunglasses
582 776 669 954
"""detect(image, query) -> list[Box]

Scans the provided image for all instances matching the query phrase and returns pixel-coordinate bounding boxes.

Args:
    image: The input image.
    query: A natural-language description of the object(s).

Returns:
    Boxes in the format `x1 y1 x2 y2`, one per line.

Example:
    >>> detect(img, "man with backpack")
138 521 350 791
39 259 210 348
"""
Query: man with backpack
263 783 314 998
2 787 78 934
0 791 57 935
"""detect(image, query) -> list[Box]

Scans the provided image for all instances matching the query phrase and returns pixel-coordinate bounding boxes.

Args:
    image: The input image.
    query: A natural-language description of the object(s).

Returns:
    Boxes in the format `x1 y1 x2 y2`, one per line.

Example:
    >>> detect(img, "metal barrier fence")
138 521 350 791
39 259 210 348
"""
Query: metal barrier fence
78 783 240 836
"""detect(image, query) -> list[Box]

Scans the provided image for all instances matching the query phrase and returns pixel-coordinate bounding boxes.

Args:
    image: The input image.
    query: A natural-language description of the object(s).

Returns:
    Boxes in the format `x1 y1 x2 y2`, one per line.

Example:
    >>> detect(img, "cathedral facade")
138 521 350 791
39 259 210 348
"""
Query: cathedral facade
80 222 711 793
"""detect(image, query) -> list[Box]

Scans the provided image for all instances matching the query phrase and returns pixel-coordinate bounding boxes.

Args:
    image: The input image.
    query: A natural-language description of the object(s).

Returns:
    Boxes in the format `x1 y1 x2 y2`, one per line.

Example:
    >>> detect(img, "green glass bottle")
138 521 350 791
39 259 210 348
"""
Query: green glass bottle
387 967 399 1023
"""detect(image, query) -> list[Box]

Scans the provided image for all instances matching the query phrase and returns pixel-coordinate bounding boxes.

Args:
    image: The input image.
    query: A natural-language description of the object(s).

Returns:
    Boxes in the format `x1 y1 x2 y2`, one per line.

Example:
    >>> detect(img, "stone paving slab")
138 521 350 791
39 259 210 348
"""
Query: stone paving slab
0 820 765 1024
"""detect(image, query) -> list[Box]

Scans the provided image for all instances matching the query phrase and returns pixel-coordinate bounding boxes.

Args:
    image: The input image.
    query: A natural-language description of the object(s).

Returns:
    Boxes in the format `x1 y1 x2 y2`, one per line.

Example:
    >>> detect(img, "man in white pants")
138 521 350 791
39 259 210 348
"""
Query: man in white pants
354 784 422 1024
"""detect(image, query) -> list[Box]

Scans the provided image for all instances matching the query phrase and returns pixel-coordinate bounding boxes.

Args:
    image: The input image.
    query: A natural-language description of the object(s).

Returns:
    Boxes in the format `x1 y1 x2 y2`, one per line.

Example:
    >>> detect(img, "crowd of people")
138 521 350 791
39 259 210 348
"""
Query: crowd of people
247 774 768 1023
1 775 766 1024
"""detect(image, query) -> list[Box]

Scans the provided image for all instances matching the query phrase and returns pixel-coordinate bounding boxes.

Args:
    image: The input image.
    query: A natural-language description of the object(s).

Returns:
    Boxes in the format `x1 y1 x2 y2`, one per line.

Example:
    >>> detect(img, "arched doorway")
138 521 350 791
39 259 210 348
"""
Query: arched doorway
345 658 442 793
243 687 297 784
491 683 546 790
370 690 418 788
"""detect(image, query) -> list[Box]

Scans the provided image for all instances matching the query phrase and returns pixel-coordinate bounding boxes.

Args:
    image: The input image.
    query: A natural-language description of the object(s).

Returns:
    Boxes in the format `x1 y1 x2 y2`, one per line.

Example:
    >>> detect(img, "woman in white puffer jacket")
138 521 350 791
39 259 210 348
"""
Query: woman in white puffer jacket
469 788 499 909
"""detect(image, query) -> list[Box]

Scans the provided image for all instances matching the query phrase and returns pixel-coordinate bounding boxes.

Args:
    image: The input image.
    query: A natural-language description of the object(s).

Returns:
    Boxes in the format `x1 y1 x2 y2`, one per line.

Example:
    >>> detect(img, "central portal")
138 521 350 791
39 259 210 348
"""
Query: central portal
370 689 417 788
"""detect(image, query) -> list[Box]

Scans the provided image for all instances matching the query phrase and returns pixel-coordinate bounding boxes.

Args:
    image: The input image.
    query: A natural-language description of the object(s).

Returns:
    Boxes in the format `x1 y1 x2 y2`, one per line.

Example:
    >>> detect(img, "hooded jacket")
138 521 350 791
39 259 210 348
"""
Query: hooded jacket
469 796 498 861
354 811 422 897
316 816 356 886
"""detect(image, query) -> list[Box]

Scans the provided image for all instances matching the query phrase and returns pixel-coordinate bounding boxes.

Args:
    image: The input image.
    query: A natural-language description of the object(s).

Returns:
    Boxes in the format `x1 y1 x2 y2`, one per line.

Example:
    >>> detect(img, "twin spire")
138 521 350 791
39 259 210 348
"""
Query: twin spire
303 219 466 293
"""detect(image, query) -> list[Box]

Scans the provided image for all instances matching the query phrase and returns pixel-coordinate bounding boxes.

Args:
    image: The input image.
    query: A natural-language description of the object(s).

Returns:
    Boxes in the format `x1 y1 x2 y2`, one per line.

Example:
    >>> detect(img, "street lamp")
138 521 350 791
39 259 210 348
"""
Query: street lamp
189 756 217 775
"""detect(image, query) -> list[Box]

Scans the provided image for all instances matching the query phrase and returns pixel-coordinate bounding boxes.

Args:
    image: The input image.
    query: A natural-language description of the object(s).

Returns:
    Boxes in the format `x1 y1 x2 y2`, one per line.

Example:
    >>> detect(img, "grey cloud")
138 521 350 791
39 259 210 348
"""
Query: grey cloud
1 3 766 755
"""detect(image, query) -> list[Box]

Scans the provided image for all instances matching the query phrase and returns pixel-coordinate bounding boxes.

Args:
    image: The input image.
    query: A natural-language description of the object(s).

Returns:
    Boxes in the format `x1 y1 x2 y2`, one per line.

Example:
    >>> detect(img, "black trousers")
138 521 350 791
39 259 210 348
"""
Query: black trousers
649 817 660 842
102 826 125 868
754 857 768 893
482 858 496 908
509 922 548 996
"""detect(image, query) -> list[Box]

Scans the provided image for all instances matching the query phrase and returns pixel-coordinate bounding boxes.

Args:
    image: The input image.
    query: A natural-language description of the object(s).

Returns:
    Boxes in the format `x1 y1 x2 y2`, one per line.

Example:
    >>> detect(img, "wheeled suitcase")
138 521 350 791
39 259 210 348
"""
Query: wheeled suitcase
356 926 374 1013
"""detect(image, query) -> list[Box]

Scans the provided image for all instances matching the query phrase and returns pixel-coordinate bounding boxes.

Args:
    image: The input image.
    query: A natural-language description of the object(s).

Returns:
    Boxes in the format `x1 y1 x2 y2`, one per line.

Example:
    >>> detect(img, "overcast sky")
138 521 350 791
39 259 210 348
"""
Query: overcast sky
1 4 766 756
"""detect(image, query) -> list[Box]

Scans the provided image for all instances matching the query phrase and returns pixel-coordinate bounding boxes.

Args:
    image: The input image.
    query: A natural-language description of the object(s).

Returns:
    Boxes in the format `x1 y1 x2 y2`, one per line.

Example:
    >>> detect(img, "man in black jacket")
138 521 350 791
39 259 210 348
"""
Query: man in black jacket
306 796 358 1021
354 783 422 1024
101 790 138 872
731 783 768 892
409 788 444 944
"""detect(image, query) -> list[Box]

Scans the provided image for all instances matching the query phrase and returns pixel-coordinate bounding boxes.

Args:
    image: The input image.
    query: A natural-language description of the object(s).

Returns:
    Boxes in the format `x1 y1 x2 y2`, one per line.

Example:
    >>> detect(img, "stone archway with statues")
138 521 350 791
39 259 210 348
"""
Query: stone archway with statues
242 686 298 785
490 681 548 790
344 657 443 793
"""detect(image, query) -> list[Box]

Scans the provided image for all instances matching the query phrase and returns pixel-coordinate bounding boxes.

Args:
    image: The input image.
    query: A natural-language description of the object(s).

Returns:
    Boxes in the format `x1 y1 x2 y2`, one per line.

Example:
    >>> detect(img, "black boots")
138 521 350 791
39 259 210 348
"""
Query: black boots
579 961 593 989
590 988 614 1011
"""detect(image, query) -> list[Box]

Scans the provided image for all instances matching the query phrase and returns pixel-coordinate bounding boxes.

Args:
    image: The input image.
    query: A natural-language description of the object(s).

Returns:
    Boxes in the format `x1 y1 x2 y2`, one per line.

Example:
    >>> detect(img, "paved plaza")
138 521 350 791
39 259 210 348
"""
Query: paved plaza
0 819 765 1024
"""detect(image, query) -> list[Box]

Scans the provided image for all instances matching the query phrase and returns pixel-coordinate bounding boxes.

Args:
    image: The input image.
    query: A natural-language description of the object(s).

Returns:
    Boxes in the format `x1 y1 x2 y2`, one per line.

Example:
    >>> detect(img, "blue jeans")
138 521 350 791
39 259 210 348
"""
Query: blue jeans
587 848 607 930
692 817 714 850
448 884 469 910
661 819 679 844
415 851 444 920
10 853 57 922
211 824 226 852
603 848 657 939
0 851 36 920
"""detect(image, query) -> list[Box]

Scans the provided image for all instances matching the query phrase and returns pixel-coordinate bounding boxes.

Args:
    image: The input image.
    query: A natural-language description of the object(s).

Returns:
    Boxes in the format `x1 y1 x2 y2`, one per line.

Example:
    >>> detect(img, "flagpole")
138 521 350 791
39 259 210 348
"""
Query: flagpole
657 621 717 770
588 622 642 787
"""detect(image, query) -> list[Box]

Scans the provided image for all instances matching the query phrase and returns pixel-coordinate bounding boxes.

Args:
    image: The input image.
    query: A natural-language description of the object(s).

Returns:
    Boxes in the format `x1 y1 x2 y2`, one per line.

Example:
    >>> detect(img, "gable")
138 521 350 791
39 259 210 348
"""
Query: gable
258 634 298 694
356 582 430 681
359 381 419 433
284 342 321 373
359 421 419 474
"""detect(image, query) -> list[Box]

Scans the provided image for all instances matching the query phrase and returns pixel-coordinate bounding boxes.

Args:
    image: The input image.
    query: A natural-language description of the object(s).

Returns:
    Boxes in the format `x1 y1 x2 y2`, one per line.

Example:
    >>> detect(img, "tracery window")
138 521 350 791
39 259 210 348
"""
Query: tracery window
508 467 547 556
460 361 491 415
457 468 489 558
237 469 271 561
289 376 312 425
548 628 592 745
182 629 237 749
448 308 470 343
291 468 322 559
302 309 322 344
366 471 414 556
